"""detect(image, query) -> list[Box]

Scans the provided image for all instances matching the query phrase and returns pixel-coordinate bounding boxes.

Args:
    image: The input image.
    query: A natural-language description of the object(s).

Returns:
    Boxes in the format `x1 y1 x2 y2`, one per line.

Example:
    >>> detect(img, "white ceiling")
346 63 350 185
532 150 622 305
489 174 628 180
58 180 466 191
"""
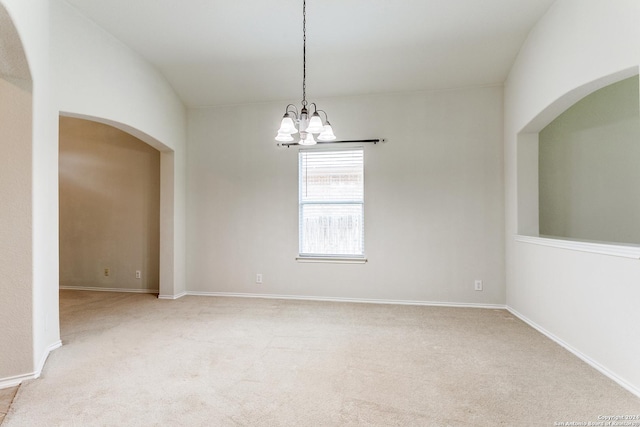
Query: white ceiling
63 0 556 108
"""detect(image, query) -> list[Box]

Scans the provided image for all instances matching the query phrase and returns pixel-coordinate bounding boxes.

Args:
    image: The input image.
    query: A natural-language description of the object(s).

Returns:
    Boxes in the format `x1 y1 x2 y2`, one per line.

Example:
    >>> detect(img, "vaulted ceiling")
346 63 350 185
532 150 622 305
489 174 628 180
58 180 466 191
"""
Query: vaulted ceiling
63 0 556 107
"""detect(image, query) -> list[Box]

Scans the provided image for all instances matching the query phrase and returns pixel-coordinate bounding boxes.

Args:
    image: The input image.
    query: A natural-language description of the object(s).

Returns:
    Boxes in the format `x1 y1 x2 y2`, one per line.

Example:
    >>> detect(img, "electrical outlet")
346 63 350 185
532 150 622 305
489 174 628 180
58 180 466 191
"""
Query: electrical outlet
104 268 110 277
256 274 263 284
474 280 483 291
135 270 141 279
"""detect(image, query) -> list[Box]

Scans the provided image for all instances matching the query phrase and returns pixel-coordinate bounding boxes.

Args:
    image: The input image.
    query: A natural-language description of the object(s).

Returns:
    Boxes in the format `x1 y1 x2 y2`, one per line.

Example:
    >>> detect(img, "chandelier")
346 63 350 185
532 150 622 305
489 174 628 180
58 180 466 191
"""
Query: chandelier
275 0 336 145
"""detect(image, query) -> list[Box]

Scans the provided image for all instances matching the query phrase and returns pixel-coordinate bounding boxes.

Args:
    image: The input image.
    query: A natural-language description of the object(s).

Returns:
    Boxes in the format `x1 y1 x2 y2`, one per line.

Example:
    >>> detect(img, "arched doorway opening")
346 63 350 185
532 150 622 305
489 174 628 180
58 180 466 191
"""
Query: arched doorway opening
58 113 176 298
58 116 161 294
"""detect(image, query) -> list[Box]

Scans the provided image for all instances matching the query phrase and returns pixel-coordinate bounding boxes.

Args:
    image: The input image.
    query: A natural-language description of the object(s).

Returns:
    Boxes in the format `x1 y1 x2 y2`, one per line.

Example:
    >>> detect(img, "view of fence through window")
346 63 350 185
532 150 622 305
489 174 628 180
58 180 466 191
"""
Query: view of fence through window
299 149 364 257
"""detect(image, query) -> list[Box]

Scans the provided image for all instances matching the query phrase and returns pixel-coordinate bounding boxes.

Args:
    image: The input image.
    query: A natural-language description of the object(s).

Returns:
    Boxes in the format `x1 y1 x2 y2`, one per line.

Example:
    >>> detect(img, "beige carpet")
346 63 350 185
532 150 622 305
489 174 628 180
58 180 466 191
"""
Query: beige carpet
0 386 18 425
4 290 639 426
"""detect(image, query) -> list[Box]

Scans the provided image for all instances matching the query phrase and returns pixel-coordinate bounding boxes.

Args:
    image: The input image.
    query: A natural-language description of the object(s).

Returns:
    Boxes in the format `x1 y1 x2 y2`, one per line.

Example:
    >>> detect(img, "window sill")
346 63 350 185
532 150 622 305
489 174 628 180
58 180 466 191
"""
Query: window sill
296 257 368 264
515 234 640 259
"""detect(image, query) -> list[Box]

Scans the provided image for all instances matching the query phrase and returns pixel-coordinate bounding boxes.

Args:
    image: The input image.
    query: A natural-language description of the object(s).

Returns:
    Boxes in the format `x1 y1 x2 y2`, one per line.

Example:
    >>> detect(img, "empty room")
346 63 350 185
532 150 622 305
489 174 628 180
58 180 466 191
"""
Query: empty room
1 0 639 425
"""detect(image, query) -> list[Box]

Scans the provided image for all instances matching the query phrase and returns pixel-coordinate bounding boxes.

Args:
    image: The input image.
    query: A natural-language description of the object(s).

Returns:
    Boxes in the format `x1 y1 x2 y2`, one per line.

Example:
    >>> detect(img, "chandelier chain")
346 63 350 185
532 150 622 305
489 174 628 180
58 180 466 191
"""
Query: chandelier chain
302 0 307 107
275 0 336 145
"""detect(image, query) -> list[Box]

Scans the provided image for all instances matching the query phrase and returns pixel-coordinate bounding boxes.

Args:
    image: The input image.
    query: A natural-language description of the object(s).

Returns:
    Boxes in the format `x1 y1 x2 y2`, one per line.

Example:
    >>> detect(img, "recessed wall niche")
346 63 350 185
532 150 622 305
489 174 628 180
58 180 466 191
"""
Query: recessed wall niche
537 75 640 244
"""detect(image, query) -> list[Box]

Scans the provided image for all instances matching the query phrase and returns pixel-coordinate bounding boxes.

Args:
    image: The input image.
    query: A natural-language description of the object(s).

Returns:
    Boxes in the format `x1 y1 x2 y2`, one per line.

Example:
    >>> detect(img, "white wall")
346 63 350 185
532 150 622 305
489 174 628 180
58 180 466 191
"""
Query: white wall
51 1 185 150
0 0 60 386
187 86 505 305
505 0 640 395
51 0 188 297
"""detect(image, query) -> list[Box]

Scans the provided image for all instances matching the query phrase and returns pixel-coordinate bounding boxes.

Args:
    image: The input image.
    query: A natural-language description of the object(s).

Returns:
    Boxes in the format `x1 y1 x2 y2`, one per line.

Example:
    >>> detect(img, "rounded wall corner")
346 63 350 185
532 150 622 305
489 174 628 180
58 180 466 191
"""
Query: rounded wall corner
521 66 639 134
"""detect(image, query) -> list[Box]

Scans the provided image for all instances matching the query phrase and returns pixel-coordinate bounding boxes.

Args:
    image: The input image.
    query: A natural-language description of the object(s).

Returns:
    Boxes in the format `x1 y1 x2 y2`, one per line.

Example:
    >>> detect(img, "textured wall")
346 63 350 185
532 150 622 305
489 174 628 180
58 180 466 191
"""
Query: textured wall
187 86 505 305
0 75 33 379
59 117 160 292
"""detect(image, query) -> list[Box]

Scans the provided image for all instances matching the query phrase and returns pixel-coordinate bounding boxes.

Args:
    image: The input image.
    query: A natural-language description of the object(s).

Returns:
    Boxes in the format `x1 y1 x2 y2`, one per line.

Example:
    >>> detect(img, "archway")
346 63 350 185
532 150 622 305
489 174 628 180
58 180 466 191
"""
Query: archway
59 113 177 298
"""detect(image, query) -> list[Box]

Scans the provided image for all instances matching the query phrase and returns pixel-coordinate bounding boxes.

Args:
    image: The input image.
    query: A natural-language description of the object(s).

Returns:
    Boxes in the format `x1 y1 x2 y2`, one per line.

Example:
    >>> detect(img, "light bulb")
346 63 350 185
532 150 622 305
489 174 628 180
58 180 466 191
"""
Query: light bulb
306 112 324 133
298 132 316 146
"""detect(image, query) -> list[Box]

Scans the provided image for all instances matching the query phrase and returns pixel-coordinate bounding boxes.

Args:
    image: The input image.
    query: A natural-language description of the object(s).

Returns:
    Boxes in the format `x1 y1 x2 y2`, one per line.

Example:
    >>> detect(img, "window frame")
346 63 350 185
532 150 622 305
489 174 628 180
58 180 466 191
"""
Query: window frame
297 147 365 261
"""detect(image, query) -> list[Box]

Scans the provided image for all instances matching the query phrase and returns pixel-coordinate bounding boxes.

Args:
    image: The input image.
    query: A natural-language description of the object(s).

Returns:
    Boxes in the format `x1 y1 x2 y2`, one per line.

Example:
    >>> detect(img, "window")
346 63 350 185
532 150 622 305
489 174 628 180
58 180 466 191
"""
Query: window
299 148 364 258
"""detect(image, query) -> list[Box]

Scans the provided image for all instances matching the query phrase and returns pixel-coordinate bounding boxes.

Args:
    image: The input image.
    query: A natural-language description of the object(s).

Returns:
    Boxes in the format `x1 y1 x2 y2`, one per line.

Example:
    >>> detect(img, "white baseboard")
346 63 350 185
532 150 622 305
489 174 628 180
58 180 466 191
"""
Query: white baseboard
0 340 62 390
185 291 506 310
0 372 35 390
62 286 503 308
35 340 62 378
60 286 158 294
158 291 187 300
507 306 640 399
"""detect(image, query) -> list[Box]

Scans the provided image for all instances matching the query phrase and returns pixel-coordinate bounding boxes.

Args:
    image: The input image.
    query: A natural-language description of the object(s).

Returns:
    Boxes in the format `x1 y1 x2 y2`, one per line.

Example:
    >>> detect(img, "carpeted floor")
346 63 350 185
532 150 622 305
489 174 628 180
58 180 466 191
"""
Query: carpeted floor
4 290 640 426
0 386 18 425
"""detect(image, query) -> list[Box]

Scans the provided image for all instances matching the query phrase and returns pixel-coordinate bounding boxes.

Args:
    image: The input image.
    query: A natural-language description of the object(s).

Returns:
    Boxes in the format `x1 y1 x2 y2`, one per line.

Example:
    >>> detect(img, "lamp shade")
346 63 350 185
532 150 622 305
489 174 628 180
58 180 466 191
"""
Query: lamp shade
275 132 294 142
305 112 324 133
299 133 316 146
277 116 298 135
317 123 336 141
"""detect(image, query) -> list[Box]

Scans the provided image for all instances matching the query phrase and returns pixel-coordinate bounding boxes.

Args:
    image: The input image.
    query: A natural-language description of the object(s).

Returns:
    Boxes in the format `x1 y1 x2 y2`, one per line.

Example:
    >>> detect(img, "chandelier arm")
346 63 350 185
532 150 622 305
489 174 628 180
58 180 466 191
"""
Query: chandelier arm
285 104 299 119
316 109 329 122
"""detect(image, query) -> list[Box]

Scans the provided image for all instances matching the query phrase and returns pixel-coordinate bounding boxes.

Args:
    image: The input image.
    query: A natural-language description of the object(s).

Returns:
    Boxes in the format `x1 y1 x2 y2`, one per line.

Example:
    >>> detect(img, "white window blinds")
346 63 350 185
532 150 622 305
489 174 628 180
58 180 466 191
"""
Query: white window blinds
299 148 364 257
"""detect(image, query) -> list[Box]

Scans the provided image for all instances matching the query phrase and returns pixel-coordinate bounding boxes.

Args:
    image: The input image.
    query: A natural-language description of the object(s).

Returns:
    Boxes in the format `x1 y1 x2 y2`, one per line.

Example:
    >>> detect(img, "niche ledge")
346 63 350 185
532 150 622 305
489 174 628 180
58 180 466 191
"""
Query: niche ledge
515 235 640 260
